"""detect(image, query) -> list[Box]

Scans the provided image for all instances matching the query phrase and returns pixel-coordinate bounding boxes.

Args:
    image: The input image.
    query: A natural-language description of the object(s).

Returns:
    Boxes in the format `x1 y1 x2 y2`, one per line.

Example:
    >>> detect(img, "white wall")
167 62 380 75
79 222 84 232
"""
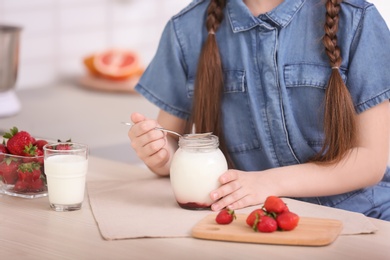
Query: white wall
371 0 390 25
0 0 191 90
0 0 388 90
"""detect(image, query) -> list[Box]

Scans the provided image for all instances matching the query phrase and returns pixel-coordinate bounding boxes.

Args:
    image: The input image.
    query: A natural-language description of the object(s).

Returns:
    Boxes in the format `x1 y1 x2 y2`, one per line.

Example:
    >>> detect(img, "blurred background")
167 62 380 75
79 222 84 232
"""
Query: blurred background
0 0 192 90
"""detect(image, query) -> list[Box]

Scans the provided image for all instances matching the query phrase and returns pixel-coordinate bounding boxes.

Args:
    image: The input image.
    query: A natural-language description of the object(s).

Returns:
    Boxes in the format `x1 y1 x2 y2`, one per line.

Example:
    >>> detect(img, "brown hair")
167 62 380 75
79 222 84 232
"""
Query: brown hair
311 0 357 163
189 0 357 167
187 0 234 167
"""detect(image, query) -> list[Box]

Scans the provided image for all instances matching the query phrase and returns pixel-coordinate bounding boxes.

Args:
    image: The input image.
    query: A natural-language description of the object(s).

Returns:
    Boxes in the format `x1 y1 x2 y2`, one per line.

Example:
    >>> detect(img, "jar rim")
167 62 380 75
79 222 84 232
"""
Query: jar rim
178 134 219 149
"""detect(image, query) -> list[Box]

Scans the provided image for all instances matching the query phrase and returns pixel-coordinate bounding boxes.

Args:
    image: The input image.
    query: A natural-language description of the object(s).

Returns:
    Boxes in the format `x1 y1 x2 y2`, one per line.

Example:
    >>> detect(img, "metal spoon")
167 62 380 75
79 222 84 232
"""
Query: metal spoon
121 122 212 138
121 121 183 137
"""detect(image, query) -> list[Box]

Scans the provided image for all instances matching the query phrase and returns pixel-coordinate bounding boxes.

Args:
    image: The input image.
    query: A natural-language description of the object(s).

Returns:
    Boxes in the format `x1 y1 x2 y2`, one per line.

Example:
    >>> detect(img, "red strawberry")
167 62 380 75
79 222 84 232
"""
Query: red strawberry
256 215 278 233
0 142 8 161
34 149 44 165
263 196 288 214
17 162 42 181
23 148 44 165
34 139 48 150
56 144 71 150
14 180 29 192
0 142 8 154
29 178 44 192
3 127 36 156
276 211 300 231
0 158 19 183
215 209 236 225
56 139 72 150
31 167 42 181
3 170 19 185
246 208 266 230
15 162 44 192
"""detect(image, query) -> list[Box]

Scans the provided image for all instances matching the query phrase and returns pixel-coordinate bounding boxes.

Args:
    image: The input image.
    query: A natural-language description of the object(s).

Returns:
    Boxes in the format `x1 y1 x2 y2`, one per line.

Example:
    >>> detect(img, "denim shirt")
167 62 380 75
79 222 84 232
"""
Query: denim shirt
136 0 390 218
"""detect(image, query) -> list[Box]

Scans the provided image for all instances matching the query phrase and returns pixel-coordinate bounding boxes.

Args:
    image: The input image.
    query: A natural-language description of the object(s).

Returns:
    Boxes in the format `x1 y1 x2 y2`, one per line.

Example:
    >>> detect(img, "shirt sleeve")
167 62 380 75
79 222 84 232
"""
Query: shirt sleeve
347 4 390 114
135 20 192 120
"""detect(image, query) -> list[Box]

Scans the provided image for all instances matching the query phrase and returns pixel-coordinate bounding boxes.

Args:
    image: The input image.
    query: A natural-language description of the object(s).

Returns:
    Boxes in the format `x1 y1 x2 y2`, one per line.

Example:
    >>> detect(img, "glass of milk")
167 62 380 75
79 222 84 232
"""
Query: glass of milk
43 142 88 211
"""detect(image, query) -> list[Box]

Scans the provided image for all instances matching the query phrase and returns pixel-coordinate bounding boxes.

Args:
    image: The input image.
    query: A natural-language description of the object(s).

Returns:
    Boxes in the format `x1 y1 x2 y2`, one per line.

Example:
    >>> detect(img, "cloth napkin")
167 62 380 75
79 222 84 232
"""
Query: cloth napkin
88 174 378 240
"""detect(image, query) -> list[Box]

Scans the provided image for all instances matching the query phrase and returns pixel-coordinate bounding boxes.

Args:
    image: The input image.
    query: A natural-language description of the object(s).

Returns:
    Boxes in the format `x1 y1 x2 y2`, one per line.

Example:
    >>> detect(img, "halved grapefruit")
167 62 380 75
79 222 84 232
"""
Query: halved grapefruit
84 49 143 81
83 55 100 76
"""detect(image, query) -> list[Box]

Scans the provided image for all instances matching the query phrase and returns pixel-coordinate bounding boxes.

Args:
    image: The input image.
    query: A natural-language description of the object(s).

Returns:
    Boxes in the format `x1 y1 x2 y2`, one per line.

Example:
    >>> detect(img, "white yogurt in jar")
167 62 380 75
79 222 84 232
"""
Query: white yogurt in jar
170 135 227 209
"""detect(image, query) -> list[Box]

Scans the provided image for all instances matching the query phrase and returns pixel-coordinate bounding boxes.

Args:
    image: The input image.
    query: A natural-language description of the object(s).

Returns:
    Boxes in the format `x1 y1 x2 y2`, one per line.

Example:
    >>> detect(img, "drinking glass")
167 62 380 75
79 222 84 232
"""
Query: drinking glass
43 142 88 211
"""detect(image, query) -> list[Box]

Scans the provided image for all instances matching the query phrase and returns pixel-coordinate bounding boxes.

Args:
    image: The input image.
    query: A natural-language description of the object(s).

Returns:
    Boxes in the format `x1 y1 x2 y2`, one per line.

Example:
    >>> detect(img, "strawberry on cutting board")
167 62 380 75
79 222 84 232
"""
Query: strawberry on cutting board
246 208 266 230
215 209 236 225
244 196 300 233
276 211 300 231
263 195 289 214
256 215 278 233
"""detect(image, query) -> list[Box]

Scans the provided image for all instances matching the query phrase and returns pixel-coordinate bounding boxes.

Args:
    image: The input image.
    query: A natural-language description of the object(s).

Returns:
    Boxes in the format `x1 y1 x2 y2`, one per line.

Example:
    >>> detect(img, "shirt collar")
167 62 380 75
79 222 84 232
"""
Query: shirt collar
226 0 306 32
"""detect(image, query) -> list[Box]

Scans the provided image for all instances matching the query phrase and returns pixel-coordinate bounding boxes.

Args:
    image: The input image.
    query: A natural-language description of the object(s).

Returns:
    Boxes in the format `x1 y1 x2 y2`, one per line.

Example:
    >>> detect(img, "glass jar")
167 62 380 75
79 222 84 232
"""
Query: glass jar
170 134 227 210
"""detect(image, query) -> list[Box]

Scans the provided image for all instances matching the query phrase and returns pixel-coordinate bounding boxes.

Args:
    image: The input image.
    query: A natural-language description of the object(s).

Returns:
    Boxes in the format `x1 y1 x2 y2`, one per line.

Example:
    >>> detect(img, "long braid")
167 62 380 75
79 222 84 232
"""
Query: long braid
192 0 225 132
312 0 357 163
189 0 234 167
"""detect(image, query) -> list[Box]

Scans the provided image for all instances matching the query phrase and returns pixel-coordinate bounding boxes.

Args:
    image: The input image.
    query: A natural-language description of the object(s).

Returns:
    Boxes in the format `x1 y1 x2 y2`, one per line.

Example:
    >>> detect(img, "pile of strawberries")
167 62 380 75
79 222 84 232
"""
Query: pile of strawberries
215 196 299 233
0 127 48 193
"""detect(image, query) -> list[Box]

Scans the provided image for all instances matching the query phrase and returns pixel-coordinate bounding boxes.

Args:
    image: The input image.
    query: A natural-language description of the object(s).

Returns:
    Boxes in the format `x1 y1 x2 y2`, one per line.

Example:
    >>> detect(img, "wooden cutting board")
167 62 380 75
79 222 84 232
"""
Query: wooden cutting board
192 214 343 246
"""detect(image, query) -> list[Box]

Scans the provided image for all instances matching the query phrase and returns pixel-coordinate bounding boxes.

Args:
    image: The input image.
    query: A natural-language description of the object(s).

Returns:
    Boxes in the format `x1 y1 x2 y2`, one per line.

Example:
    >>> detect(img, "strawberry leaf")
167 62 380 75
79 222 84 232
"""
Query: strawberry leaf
24 143 38 156
3 126 18 139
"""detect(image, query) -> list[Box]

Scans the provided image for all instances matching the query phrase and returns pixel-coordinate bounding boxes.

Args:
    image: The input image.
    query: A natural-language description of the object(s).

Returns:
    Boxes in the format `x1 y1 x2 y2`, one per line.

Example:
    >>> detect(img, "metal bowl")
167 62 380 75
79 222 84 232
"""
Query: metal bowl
0 25 22 92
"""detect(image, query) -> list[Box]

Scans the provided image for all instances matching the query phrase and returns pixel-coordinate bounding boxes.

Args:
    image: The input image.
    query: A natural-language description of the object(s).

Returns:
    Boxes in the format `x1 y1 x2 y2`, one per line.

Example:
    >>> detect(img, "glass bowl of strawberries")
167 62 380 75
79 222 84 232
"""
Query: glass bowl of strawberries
0 127 48 198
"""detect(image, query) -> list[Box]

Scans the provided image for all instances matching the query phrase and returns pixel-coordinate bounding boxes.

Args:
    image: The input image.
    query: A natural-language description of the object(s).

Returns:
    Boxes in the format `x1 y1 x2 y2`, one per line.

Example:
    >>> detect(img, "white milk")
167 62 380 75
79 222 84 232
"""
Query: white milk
170 135 227 209
44 155 88 205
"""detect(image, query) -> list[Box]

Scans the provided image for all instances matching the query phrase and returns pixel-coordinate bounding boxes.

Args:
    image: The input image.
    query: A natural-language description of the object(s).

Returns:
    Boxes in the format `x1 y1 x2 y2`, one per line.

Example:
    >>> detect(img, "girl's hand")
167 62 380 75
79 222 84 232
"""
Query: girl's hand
210 169 274 211
128 112 171 176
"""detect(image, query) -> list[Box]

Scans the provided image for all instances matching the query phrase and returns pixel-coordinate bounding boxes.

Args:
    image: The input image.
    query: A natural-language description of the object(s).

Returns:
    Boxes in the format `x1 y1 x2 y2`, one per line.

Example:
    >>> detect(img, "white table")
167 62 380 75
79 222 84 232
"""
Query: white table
1 156 390 259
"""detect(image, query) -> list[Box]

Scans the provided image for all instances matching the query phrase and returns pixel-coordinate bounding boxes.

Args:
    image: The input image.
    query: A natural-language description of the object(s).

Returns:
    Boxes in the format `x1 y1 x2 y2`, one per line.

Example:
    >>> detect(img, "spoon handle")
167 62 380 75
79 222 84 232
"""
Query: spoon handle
154 127 182 137
121 122 134 127
121 122 182 137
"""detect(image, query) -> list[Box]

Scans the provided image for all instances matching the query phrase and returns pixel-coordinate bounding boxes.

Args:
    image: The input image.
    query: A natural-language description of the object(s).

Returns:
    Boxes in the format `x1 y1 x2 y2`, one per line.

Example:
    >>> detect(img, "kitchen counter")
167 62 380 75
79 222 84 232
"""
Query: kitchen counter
1 155 390 259
0 83 159 164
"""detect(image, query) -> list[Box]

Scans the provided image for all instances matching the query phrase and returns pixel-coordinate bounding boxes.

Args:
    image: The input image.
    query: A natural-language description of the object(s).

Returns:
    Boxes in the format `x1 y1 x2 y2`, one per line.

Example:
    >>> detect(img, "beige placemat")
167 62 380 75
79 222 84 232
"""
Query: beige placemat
87 176 212 240
87 177 378 240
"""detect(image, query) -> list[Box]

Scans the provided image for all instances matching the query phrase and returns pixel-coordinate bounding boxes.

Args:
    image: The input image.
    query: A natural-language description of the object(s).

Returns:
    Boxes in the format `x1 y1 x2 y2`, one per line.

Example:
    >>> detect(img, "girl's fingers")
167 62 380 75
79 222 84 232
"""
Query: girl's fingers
136 137 166 159
143 148 170 168
210 178 242 211
210 170 263 211
130 112 146 124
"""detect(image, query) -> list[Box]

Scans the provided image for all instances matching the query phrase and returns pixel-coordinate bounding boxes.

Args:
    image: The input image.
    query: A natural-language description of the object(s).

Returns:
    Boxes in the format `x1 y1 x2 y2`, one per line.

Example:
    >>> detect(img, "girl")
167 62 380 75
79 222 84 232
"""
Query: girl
128 0 390 220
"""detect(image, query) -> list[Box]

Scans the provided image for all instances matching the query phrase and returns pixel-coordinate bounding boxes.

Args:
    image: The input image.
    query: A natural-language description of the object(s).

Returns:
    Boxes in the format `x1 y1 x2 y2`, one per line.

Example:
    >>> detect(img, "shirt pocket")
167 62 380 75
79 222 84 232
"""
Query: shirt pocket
186 70 261 153
185 70 246 96
221 70 261 153
283 63 347 149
